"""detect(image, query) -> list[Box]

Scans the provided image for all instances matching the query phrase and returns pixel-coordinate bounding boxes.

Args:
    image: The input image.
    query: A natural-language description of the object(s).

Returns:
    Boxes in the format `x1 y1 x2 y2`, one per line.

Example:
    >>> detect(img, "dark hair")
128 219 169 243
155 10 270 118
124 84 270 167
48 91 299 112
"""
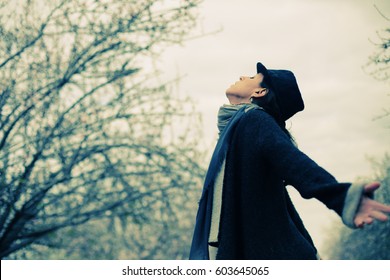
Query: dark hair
251 80 295 143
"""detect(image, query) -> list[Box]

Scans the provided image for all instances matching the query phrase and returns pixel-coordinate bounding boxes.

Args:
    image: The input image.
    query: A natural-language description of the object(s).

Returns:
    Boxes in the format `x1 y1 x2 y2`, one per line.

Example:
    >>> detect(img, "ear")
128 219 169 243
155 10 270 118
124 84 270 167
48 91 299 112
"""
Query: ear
251 88 269 98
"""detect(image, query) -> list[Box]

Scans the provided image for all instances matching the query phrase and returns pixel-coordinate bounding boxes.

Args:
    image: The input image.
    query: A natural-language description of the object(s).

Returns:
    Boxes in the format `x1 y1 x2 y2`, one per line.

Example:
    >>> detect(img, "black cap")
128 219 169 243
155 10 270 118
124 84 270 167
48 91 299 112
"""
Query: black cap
256 62 304 120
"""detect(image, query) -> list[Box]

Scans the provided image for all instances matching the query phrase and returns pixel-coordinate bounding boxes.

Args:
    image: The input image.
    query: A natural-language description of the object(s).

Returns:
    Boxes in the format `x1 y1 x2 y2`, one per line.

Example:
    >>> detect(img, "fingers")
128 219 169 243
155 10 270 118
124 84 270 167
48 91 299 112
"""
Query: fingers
370 210 389 222
354 196 390 228
365 199 390 213
353 183 390 228
354 209 389 228
363 181 381 193
354 215 374 228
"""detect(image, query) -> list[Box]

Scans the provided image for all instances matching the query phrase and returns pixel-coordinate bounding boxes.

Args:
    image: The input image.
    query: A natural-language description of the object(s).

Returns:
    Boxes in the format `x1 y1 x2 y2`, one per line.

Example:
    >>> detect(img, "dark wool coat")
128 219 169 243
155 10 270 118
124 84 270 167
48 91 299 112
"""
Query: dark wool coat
189 107 351 260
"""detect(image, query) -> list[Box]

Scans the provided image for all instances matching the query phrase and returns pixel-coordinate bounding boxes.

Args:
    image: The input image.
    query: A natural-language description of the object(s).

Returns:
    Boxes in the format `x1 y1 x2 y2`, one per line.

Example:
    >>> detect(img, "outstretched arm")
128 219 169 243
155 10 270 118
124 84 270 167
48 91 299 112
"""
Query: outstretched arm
354 182 390 228
248 109 390 226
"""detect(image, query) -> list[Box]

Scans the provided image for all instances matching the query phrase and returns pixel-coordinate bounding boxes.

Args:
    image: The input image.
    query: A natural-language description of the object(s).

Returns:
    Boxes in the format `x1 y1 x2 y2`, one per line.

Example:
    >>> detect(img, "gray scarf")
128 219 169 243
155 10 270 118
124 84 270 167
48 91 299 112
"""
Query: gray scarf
217 103 261 136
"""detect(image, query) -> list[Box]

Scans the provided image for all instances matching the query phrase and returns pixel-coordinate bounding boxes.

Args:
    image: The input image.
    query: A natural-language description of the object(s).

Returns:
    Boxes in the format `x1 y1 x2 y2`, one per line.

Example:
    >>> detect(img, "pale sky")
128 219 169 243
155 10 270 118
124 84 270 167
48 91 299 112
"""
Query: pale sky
160 0 390 257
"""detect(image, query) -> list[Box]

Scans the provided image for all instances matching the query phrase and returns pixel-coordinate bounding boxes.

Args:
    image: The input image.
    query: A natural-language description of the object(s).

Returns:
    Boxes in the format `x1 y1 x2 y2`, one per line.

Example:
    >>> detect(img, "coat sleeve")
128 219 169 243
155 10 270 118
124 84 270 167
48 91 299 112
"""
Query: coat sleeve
249 110 363 226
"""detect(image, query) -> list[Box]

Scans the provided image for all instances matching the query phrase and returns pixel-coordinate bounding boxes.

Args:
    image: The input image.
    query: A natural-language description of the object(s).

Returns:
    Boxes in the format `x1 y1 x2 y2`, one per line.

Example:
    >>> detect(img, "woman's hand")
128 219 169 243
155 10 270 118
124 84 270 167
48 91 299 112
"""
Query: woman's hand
354 182 390 228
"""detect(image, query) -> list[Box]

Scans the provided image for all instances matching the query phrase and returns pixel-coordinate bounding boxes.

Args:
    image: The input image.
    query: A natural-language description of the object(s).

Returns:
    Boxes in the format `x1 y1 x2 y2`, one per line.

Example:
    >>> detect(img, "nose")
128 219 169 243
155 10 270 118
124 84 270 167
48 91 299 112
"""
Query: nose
239 76 246 81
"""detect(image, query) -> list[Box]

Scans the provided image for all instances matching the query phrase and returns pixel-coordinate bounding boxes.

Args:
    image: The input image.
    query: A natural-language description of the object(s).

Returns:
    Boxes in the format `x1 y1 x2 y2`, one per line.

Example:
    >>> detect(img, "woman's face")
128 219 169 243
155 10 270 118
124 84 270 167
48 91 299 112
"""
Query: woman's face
225 73 265 104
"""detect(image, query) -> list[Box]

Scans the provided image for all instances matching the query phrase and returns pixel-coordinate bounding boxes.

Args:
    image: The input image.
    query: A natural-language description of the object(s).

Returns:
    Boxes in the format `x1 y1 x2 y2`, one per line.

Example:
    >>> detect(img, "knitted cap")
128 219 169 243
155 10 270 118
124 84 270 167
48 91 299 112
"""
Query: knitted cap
257 62 304 120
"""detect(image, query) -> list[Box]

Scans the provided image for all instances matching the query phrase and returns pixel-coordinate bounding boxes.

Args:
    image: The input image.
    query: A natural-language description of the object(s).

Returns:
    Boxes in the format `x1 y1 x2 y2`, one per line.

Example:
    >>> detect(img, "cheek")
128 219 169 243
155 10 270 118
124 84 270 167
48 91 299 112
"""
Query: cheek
242 83 256 93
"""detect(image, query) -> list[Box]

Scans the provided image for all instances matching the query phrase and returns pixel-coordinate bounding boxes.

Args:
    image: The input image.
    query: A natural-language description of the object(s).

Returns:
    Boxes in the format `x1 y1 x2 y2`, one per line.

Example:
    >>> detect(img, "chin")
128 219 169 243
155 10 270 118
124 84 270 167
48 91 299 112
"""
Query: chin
225 87 234 95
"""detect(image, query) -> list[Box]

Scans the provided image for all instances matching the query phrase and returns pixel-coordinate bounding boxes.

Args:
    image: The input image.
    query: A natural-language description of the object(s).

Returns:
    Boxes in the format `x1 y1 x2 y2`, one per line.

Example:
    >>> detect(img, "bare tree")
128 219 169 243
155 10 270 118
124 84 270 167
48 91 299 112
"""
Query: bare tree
0 0 205 259
364 6 390 118
365 7 390 80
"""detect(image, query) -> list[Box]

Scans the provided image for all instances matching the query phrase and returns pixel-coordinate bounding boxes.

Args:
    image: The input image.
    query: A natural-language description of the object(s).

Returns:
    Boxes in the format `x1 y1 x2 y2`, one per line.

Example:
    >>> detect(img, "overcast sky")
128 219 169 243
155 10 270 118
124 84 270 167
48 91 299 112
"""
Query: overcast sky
160 0 390 257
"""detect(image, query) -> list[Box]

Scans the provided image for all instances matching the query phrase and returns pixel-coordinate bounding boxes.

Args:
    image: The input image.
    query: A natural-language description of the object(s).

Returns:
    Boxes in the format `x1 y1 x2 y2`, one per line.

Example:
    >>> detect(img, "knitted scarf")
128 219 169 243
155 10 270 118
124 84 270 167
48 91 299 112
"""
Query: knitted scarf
217 103 261 135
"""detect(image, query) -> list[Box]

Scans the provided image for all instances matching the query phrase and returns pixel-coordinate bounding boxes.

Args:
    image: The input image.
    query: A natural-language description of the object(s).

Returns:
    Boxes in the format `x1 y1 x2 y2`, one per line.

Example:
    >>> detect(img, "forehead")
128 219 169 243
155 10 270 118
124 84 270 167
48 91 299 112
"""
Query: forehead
254 73 265 81
256 73 264 78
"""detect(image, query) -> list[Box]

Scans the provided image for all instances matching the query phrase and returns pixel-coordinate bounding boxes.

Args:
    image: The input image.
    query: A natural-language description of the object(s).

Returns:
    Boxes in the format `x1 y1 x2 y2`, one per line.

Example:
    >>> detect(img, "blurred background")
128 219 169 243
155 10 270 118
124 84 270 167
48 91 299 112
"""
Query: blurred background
0 0 389 260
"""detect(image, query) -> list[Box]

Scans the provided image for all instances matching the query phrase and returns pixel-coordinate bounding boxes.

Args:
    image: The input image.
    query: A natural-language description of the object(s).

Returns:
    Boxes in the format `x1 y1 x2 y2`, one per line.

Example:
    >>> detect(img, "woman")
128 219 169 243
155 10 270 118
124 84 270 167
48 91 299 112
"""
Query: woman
189 62 390 260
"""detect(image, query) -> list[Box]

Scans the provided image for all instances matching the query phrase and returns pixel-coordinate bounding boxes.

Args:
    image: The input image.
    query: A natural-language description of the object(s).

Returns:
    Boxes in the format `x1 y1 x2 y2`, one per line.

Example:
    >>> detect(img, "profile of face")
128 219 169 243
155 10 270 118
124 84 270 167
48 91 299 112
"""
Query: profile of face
225 73 268 104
